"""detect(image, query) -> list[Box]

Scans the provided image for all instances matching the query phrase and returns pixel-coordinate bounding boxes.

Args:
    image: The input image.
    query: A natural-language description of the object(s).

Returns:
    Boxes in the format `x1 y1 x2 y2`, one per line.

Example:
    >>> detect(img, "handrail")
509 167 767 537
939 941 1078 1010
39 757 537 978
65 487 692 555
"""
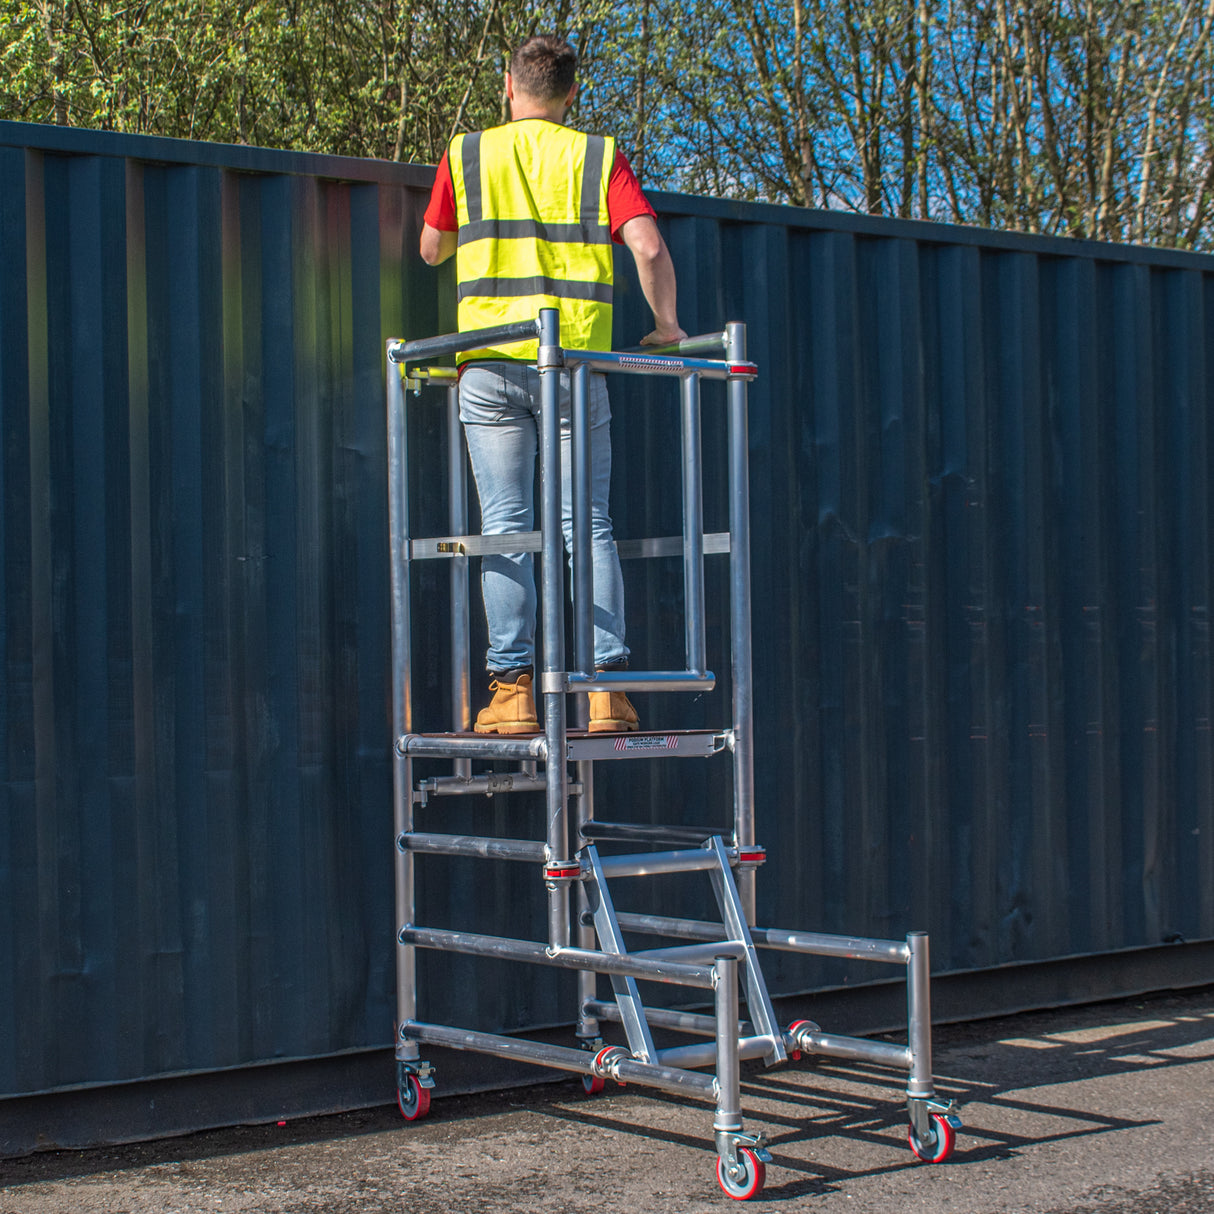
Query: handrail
387 318 540 364
620 331 727 357
389 324 754 380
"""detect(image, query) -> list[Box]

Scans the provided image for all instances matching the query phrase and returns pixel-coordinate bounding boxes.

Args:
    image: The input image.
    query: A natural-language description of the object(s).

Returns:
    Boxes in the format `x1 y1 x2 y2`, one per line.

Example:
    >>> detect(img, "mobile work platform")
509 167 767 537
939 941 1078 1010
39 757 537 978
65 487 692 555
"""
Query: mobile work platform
385 310 962 1200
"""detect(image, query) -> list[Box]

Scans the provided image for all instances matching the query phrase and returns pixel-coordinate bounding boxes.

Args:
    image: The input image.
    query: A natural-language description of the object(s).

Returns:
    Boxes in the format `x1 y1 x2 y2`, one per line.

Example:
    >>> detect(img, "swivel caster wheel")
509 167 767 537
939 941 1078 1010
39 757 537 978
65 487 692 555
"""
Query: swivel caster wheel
908 1111 956 1162
581 1073 606 1095
716 1147 766 1200
396 1072 431 1122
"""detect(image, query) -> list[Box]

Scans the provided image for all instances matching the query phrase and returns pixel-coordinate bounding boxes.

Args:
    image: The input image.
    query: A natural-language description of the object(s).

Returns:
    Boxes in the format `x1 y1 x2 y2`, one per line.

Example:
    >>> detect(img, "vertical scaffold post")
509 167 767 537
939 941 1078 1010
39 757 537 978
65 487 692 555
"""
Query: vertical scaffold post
570 358 598 1038
448 383 472 750
571 361 594 677
907 931 935 1133
713 954 742 1150
387 343 412 742
537 308 570 951
386 342 417 1062
394 747 417 1061
681 371 707 675
725 323 756 923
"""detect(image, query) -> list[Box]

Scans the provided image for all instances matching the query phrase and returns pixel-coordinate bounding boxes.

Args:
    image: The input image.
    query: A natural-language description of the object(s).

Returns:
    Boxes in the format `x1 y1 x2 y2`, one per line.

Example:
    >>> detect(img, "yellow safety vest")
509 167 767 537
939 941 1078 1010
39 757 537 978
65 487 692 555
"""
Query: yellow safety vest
449 120 615 364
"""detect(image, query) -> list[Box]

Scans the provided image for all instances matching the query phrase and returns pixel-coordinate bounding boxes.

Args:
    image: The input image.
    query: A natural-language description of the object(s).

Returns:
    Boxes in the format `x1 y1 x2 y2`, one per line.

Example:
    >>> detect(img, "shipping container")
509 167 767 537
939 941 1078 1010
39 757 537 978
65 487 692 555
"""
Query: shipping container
1 119 1211 1150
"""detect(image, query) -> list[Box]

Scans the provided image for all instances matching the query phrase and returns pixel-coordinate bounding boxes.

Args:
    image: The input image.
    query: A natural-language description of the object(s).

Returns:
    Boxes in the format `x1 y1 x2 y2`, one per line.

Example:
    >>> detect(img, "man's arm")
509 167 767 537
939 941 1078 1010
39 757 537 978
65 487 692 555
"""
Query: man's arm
619 215 687 347
420 223 457 266
420 150 458 265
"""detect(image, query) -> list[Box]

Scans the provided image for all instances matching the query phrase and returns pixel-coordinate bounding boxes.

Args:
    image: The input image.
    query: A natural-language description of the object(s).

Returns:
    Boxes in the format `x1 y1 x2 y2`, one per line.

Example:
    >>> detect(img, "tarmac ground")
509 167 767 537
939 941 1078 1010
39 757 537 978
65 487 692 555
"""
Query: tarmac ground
1 985 1212 1213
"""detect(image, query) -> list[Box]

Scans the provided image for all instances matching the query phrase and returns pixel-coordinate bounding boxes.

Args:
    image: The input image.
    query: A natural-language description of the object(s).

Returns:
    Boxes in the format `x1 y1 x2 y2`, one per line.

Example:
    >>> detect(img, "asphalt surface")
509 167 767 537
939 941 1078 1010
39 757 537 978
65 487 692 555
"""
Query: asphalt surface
1 986 1212 1213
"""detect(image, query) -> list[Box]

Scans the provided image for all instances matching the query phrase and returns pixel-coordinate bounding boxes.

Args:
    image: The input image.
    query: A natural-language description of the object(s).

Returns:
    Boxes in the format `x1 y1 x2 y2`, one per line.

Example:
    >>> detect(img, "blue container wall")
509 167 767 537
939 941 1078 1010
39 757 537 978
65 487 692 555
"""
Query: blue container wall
0 129 433 1094
1 120 1212 1100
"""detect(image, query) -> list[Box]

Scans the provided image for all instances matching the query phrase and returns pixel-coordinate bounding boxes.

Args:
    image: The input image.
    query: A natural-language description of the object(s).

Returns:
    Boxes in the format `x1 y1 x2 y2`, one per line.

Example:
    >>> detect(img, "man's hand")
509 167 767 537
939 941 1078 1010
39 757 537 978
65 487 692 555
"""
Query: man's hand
640 325 688 348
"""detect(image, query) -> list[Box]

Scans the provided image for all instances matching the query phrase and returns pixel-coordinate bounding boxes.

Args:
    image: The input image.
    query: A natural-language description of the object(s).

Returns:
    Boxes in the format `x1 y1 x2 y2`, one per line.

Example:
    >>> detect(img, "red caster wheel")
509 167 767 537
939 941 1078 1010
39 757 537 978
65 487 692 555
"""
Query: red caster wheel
716 1147 767 1200
908 1112 956 1162
396 1073 431 1121
581 1073 606 1095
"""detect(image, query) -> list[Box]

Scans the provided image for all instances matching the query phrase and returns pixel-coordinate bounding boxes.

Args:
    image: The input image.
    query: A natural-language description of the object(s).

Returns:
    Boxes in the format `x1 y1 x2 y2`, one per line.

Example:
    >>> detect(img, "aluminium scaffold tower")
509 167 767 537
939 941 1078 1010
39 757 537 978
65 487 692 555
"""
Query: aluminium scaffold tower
386 309 962 1200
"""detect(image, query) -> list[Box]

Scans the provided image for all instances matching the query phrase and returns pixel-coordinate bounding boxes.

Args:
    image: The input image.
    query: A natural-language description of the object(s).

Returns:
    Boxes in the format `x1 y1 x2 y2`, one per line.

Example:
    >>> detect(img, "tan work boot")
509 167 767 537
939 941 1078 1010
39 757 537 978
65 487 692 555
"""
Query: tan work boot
588 688 639 733
474 673 540 734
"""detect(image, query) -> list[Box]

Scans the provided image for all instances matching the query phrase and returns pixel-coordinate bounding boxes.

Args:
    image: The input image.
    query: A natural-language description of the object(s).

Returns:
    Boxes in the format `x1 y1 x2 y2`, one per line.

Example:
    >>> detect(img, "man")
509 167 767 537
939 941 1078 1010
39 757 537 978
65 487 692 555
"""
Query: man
420 34 685 735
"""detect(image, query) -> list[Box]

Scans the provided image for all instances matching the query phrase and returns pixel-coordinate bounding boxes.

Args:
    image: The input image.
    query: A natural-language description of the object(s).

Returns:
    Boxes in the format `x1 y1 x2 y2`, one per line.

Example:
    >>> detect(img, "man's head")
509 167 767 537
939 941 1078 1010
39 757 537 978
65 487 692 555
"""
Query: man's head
507 35 578 115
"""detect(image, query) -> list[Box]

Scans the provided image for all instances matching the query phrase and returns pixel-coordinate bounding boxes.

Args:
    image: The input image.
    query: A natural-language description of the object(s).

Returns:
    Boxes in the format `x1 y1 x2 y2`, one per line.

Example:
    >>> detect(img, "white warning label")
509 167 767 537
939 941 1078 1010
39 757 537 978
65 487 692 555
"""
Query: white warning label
614 734 678 751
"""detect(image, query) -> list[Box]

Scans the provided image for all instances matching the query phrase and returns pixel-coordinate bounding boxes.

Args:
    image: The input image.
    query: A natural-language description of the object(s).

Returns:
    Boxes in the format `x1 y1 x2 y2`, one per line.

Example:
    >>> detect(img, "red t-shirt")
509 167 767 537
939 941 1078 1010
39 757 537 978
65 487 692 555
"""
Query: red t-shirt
424 141 655 243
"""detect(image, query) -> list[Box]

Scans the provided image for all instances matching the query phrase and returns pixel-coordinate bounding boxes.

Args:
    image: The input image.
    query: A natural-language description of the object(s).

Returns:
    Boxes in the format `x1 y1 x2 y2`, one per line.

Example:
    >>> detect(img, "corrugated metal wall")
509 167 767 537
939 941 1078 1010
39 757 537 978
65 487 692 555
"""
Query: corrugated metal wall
1 120 1212 1105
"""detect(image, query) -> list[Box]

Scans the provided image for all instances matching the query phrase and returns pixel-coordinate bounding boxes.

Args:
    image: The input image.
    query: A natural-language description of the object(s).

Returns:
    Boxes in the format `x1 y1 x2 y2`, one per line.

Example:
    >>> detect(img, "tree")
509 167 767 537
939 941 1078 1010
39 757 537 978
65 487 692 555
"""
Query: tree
4 0 1214 248
0 0 607 162
579 0 1214 249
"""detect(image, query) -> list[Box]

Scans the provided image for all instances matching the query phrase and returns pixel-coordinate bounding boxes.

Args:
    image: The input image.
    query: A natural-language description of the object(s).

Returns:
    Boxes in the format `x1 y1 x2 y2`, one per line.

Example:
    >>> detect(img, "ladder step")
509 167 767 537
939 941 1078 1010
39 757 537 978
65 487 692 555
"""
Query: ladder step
582 821 724 847
598 849 724 878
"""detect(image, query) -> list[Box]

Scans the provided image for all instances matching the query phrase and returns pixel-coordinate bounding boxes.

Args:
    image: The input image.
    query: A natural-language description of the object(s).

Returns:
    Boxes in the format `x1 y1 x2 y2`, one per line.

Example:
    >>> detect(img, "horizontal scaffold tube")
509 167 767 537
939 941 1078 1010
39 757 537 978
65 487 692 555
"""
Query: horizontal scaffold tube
597 849 723 879
630 940 746 963
581 821 721 847
397 733 548 761
621 331 727 357
657 1035 775 1070
399 1021 718 1099
584 999 750 1039
546 670 715 694
611 1058 716 1098
398 833 546 863
409 533 729 562
415 774 550 797
400 926 715 988
753 926 911 964
611 913 728 940
612 912 912 963
388 319 538 363
569 350 757 381
790 1027 912 1069
546 674 713 694
402 1020 595 1074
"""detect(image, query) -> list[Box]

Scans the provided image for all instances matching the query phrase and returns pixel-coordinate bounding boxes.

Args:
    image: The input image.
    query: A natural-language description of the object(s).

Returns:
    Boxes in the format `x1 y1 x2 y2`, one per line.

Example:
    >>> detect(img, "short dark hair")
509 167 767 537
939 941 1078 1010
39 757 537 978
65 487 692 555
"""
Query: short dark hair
510 35 577 101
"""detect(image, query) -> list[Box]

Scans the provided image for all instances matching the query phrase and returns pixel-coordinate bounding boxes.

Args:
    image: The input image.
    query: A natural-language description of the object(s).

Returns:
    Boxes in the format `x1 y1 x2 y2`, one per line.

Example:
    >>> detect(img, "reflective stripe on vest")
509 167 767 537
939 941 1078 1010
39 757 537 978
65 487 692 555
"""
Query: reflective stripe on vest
450 122 614 363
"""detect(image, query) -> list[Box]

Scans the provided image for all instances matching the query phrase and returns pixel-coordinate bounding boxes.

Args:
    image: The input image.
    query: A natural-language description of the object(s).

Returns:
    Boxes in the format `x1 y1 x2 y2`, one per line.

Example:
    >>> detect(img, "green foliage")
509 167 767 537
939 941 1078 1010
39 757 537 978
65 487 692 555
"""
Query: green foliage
2 0 1213 247
0 0 594 160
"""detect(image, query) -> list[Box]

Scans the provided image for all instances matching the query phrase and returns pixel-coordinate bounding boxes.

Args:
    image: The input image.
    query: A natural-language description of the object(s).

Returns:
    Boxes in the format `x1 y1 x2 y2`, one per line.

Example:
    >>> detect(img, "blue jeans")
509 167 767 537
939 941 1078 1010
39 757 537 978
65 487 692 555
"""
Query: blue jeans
459 362 628 674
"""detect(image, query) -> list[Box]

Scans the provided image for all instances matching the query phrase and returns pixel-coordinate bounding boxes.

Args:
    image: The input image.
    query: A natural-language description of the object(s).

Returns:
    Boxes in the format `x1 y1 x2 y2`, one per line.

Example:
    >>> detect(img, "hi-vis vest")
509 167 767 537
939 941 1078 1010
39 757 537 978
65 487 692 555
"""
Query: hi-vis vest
450 120 615 364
